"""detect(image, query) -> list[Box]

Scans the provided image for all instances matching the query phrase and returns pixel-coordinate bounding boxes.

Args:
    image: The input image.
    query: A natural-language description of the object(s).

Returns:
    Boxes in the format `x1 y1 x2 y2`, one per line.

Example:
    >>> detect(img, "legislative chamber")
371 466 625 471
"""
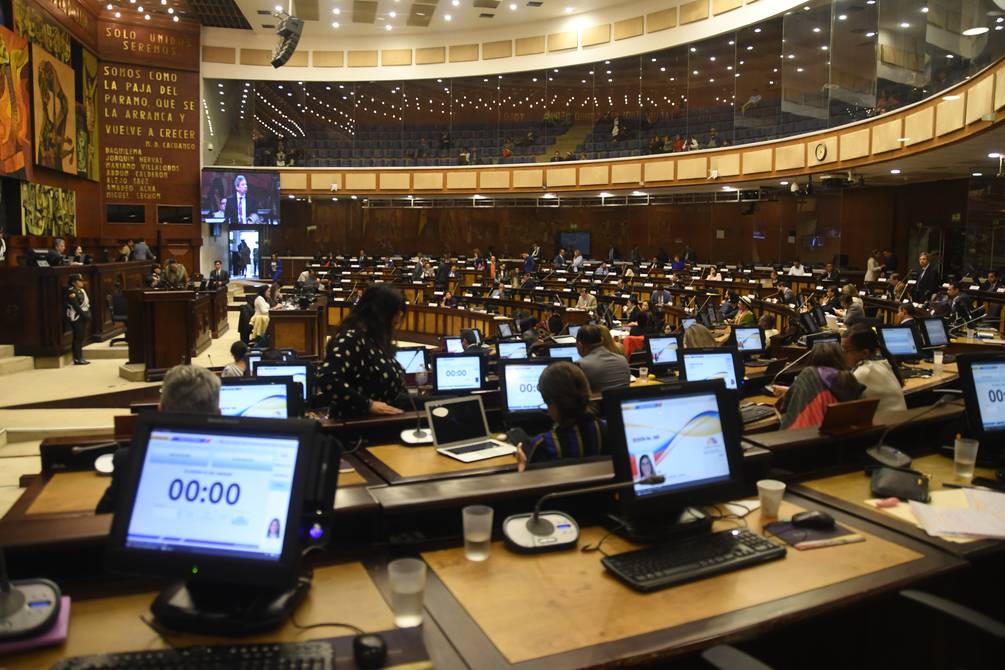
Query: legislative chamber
3 0 1005 668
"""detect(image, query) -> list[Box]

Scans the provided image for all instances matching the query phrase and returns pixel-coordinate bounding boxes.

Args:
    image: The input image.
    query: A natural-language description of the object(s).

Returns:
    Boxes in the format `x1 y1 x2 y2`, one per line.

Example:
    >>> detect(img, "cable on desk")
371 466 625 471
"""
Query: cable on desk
290 613 365 636
581 520 627 558
140 615 179 649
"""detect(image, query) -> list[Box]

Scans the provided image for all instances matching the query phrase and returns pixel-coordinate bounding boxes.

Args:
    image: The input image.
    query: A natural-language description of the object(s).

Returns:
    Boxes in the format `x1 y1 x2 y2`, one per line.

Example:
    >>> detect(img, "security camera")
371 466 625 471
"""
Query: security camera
330 183 339 192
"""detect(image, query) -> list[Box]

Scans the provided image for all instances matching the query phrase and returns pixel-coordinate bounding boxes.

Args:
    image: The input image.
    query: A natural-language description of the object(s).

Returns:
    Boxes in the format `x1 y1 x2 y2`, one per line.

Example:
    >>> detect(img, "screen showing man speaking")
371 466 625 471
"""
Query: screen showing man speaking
201 170 281 226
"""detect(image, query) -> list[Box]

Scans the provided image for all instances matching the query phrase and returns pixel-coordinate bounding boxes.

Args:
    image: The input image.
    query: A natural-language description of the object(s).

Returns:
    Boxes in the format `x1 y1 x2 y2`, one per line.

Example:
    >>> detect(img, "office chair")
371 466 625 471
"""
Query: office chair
899 590 1005 670
108 292 129 346
702 644 775 670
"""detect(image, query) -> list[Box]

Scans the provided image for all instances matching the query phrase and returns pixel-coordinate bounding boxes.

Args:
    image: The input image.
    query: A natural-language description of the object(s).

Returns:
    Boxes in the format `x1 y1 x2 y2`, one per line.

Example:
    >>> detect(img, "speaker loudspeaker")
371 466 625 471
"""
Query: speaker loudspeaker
271 16 304 68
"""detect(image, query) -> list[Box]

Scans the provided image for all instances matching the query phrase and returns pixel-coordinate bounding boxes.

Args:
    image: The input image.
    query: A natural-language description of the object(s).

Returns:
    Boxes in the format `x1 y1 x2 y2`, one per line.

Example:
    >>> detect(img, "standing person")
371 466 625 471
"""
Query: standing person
315 284 407 419
571 249 585 272
65 274 91 365
912 252 940 302
864 250 882 283
132 237 155 261
238 240 251 277
269 253 283 283
553 247 567 267
209 260 230 287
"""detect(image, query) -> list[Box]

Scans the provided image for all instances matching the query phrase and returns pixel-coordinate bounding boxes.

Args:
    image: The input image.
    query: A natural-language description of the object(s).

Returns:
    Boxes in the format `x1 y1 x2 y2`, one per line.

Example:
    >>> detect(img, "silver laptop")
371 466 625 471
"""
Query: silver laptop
426 396 517 463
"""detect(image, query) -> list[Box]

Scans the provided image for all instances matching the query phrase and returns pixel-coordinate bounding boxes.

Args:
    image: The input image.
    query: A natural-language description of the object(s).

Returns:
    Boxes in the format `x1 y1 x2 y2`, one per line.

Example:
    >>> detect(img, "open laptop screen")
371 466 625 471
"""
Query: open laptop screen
429 397 488 445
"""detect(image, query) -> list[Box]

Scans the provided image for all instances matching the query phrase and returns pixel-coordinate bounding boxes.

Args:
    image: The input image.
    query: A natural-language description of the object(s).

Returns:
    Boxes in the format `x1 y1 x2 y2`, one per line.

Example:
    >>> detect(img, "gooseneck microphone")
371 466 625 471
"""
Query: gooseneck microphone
503 475 665 553
867 393 956 468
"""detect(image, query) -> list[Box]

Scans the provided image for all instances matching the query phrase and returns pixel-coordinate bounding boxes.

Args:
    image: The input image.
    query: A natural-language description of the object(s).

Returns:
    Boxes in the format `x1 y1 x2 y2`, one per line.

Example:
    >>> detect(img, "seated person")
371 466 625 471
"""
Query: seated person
315 285 406 419
837 293 865 326
515 362 608 469
719 292 740 320
683 323 718 348
440 290 458 308
732 298 757 327
774 343 864 430
842 324 906 414
821 286 841 313
758 313 778 340
705 266 722 282
630 300 654 337
576 287 597 310
575 324 629 392
297 268 319 291
546 308 563 335
897 302 922 325
599 325 624 356
222 340 249 377
96 365 221 513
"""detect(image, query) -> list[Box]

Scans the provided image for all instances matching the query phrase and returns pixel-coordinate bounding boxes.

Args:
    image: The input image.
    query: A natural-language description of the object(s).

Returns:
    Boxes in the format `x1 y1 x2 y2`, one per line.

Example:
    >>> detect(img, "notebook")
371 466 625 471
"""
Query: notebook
763 521 864 550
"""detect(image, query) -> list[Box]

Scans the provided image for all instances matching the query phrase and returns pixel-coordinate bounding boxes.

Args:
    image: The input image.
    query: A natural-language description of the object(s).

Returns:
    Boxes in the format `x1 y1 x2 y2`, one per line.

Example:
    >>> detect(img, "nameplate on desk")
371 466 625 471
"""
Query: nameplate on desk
593 280 602 284
427 303 438 307
743 269 751 274
816 285 824 291
642 282 653 288
970 285 980 291
340 279 351 283
878 277 887 282
463 292 473 297
563 288 573 292
908 280 917 285
535 286 544 291
471 283 482 287
457 306 466 310
558 278 567 282
351 265 360 269
413 281 424 285
523 298 531 302
998 288 1005 294
374 279 384 284
748 279 757 284
434 291 444 296
640 274 649 278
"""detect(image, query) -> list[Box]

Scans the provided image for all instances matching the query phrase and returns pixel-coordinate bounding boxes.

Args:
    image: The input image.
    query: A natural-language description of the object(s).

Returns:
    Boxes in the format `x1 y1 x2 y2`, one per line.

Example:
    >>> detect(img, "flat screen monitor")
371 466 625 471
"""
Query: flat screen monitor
733 327 765 354
254 362 312 401
497 322 514 339
246 352 263 373
201 170 281 226
706 304 721 325
569 325 581 338
444 337 464 354
219 378 295 419
806 332 840 348
921 318 950 348
959 354 1005 443
878 326 921 360
548 345 581 362
603 382 744 523
499 361 549 414
394 347 428 374
680 349 743 391
681 317 697 330
431 353 486 393
646 335 681 369
800 311 819 334
498 340 529 360
107 414 317 587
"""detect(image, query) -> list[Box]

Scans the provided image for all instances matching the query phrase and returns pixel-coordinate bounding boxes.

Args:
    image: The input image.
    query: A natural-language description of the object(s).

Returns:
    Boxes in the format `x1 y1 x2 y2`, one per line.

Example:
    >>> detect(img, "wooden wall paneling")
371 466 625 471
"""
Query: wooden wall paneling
709 153 740 178
644 160 675 182
645 9 676 33
582 24 611 48
871 119 903 154
515 36 546 56
479 171 511 189
413 172 445 190
680 0 710 24
546 167 577 187
966 76 993 125
313 51 345 67
345 173 378 190
808 137 837 166
615 17 645 40
381 49 412 66
482 40 512 60
935 96 965 136
547 32 578 52
348 51 379 67
446 171 477 190
240 49 271 66
839 128 871 161
741 149 772 175
996 66 1005 110
904 107 935 146
578 165 609 185
280 173 308 191
774 143 805 171
512 169 544 188
713 0 743 14
310 173 343 190
202 46 235 63
449 44 479 62
611 162 642 184
379 173 411 191
415 47 445 65
676 156 707 180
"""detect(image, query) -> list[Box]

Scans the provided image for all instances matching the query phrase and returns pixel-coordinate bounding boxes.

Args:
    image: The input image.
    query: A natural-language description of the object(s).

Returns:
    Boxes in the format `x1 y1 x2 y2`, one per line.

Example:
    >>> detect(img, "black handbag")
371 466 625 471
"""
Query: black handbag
870 466 930 503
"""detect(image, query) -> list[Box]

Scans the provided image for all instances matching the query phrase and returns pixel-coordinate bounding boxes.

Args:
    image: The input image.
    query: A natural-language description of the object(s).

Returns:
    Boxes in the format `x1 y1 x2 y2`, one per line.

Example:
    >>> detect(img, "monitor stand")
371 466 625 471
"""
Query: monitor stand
151 576 309 636
606 506 713 544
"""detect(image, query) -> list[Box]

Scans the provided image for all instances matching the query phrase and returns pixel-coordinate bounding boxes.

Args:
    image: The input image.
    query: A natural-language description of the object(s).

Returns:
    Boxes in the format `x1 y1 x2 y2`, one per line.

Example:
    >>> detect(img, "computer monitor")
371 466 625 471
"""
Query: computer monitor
219 378 296 419
107 413 318 588
568 325 581 339
806 332 840 348
799 311 819 334
705 304 721 325
548 344 581 362
497 322 514 339
681 317 697 331
698 311 712 329
254 362 312 402
499 360 549 414
603 381 744 534
958 354 1005 448
877 326 922 360
443 336 464 354
732 327 765 355
645 335 682 370
460 328 483 346
679 348 744 391
246 351 264 374
394 347 428 374
921 317 950 348
431 352 486 393
498 340 529 360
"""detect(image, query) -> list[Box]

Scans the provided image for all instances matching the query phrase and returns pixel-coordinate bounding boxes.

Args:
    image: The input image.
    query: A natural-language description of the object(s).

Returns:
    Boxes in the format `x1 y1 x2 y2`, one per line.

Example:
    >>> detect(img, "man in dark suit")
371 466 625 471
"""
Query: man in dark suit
823 262 840 283
912 252 940 302
208 259 230 287
46 238 67 266
946 282 972 320
982 270 1002 321
223 175 257 225
650 286 673 307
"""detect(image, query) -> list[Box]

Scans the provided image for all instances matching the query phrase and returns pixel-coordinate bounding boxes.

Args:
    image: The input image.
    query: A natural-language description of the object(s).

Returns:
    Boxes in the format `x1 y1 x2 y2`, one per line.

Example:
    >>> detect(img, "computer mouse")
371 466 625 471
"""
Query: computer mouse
353 632 388 669
790 510 835 530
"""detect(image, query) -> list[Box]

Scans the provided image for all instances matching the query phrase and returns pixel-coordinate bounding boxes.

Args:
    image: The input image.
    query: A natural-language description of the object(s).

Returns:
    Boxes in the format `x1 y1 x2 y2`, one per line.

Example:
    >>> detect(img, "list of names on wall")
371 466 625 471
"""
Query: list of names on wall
101 63 198 203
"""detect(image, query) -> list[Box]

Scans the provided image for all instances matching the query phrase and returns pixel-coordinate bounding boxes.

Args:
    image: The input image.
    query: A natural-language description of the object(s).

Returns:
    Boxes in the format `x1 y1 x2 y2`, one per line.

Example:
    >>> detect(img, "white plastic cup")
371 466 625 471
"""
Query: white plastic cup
462 505 494 562
638 366 649 381
757 479 786 519
387 558 426 627
932 351 944 375
954 437 980 481
966 327 976 340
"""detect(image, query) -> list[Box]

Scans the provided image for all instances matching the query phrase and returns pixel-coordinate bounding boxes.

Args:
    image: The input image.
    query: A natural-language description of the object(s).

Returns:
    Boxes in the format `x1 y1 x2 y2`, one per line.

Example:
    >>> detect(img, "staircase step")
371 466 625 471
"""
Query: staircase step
0 345 14 359
0 356 34 376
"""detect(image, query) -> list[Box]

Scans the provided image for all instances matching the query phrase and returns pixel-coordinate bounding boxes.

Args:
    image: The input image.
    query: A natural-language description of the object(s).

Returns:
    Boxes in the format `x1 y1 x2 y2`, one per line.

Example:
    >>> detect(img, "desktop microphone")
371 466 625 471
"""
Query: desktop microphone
502 475 665 553
766 347 815 392
866 394 956 469
400 363 432 445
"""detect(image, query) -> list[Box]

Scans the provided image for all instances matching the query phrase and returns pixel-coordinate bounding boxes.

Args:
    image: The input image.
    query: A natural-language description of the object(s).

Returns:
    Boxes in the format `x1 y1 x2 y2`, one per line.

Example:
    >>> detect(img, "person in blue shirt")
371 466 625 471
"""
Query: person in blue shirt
522 252 536 274
269 253 282 282
670 255 685 270
516 362 607 468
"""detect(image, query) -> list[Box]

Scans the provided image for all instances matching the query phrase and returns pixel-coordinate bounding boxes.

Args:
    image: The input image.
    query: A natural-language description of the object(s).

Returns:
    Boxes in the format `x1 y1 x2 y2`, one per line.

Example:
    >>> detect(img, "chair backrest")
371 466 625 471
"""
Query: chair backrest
111 293 129 320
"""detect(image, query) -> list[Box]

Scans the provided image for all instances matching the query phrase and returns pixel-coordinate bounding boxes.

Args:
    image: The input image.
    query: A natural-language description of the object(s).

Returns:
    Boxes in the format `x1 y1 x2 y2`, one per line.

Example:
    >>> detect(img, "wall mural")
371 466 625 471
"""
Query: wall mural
32 43 76 175
13 0 71 63
20 181 76 237
0 26 31 180
77 49 98 180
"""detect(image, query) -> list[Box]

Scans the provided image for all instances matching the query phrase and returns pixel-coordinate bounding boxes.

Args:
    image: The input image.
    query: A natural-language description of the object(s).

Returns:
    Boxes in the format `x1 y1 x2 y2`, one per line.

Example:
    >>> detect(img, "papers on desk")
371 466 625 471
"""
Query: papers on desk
909 489 1005 540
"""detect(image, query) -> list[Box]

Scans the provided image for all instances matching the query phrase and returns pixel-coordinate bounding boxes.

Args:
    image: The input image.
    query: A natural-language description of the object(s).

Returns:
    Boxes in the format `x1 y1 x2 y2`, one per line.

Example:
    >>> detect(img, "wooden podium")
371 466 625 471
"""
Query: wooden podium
201 284 230 338
268 297 326 357
126 290 212 379
0 262 151 358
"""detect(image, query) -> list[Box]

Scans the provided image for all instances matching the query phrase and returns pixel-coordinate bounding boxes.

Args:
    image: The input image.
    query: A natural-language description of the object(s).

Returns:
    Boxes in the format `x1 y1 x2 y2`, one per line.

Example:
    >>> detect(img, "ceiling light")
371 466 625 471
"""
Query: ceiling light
943 94 961 101
172 16 178 21
998 26 1004 31
989 153 1002 159
754 27 761 33
973 172 983 177
813 27 820 32
332 21 339 27
274 4 282 11
385 23 391 29
509 2 516 8
542 193 556 199
599 192 612 198
106 2 112 8
722 186 735 191
388 10 396 17
167 7 173 12
921 6 928 12
889 169 901 174
452 0 459 4
631 190 645 196
946 54 955 59
690 47 696 52
865 32 875 37
564 6 572 13
900 22 910 28
837 14 846 20
332 7 340 13
780 181 789 186
963 27 990 36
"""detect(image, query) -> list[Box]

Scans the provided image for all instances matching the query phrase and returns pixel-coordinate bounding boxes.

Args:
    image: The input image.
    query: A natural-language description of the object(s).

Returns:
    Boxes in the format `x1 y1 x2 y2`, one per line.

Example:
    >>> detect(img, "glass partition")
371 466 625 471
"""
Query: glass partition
224 0 1005 168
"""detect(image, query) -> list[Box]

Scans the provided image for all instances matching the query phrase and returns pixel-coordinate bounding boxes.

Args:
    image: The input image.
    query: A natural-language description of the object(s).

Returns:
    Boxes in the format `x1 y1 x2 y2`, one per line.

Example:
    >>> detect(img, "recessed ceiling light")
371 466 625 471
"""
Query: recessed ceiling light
865 32 875 37
509 2 516 8
889 169 901 174
946 54 955 59
542 193 556 199
599 192 612 198
754 27 761 33
837 14 846 20
989 152 1002 159
963 27 990 36
973 172 983 177
631 190 646 196
564 6 572 13
900 22 910 28
332 21 339 27
388 10 396 16
274 4 282 11
385 23 391 29
813 27 821 32
780 181 789 186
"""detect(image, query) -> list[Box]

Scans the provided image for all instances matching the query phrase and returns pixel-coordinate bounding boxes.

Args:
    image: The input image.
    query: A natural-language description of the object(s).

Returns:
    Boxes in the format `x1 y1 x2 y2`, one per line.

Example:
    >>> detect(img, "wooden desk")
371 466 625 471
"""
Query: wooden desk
269 298 327 357
794 454 1002 558
125 289 212 379
417 495 962 669
0 261 152 357
201 284 230 338
360 444 517 484
1 563 411 670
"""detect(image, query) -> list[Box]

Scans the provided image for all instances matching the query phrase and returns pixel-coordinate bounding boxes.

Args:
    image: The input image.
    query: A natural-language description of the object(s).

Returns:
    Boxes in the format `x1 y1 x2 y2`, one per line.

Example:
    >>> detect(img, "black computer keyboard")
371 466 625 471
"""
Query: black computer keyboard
602 528 786 592
51 640 333 669
900 366 932 379
447 440 499 454
740 404 775 424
